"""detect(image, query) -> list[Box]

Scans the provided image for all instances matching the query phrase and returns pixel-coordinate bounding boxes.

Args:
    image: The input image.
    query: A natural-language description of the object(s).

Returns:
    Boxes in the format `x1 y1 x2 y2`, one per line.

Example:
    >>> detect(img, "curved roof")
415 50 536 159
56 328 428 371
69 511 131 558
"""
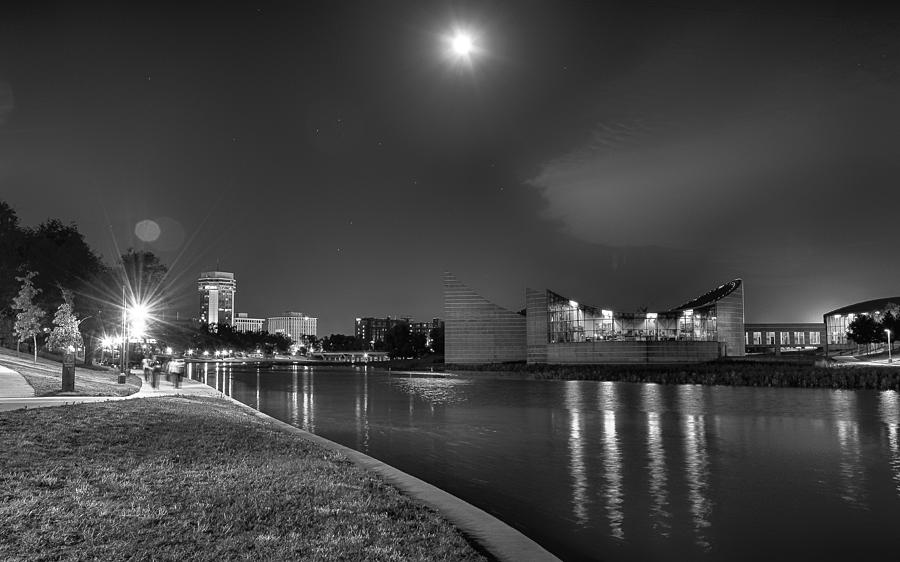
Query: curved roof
824 297 900 317
669 279 742 312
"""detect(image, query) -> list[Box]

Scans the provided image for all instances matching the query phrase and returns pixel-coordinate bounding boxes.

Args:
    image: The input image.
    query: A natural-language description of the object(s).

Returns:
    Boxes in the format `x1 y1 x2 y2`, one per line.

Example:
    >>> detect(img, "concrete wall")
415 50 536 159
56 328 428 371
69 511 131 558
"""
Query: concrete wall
545 340 722 364
444 273 526 364
715 282 745 357
525 288 548 364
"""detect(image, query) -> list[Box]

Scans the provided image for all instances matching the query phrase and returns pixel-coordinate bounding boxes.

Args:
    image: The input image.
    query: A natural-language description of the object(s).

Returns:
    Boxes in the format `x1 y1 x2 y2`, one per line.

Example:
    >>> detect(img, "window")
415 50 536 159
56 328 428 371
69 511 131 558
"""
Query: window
795 332 805 345
780 332 790 346
809 332 820 345
766 332 775 345
753 332 762 345
745 332 749 345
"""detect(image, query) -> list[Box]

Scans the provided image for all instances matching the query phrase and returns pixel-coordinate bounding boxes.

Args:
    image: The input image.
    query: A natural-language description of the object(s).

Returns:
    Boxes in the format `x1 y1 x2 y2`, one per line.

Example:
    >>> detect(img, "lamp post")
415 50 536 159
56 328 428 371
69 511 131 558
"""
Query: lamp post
119 286 127 383
887 329 893 364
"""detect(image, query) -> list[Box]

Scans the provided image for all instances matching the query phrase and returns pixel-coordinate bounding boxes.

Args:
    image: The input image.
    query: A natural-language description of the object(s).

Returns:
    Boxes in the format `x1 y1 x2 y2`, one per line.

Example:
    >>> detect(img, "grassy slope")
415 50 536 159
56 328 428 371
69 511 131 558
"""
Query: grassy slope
0 396 485 561
0 348 141 396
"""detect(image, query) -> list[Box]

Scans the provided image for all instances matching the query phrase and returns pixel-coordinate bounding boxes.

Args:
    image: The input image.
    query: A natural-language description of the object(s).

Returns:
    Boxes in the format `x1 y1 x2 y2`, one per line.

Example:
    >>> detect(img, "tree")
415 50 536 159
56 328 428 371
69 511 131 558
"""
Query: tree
12 271 44 363
47 290 83 354
846 313 881 350
429 325 445 355
0 201 25 347
384 322 414 359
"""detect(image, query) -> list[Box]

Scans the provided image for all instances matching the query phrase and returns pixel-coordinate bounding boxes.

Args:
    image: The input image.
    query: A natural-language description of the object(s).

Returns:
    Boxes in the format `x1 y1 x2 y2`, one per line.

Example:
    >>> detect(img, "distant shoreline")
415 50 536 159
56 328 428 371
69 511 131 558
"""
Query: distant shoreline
446 360 900 390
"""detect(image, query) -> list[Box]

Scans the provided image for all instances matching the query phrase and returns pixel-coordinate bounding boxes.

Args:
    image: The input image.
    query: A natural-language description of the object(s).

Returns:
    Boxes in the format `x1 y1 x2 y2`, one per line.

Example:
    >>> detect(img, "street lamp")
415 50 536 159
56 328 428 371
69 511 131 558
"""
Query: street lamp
887 329 892 364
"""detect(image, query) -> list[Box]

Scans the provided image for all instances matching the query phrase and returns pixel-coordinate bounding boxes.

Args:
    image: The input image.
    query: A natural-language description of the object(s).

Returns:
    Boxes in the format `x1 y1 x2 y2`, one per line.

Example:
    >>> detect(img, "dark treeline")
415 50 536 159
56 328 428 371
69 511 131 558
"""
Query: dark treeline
0 200 292 363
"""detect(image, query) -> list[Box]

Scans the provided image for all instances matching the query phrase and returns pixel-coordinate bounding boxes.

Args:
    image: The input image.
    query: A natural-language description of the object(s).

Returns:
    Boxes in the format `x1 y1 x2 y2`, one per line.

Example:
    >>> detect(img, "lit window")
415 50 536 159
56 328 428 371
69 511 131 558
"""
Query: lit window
795 332 805 345
753 332 762 345
809 332 820 345
766 332 775 345
780 332 790 345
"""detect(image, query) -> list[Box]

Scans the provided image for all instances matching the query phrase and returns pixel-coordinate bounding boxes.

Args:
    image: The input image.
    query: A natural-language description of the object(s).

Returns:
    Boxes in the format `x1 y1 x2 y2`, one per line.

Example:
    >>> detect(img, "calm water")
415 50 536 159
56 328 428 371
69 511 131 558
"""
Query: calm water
189 363 900 561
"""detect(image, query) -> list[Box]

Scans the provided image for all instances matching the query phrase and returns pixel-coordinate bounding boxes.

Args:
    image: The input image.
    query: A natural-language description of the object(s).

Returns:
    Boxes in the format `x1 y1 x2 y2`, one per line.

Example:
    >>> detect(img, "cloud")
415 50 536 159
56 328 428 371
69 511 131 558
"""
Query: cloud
527 75 900 251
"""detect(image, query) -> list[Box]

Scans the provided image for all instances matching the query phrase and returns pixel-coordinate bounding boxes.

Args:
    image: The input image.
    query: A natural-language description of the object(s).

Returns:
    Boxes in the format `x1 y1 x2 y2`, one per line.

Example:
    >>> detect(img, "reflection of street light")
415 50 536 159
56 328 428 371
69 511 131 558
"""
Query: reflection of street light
887 329 893 364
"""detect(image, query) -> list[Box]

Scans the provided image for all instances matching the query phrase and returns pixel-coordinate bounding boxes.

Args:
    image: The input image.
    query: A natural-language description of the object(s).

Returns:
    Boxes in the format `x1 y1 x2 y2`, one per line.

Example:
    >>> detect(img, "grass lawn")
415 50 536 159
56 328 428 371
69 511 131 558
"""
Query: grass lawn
0 396 486 561
0 348 142 397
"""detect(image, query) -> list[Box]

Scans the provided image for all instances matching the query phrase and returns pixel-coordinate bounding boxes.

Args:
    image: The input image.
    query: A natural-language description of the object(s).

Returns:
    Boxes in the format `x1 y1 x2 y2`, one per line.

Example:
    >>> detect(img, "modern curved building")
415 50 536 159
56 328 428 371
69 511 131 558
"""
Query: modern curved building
445 273 744 365
823 297 900 354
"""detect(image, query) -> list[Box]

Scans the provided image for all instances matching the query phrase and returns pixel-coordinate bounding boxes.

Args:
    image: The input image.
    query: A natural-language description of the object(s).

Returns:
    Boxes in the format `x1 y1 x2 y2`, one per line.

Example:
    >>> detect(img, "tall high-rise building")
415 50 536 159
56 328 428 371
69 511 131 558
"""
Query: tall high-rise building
266 312 317 340
198 271 236 326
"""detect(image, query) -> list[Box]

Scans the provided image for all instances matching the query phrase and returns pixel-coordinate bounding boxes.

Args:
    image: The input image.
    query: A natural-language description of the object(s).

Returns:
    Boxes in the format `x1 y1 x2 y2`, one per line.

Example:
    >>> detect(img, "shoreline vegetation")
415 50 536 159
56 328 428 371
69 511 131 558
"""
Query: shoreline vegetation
448 358 900 390
0 395 486 561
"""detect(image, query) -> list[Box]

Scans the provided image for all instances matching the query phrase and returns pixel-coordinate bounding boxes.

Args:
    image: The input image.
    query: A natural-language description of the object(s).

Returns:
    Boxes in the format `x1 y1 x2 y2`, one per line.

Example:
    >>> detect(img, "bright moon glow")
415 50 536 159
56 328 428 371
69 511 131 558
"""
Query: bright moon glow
135 219 161 242
452 33 473 56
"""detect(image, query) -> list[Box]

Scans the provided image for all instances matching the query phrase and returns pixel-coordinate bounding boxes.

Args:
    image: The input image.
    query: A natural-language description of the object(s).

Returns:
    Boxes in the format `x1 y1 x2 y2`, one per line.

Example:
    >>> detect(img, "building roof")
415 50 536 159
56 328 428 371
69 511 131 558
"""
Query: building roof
669 279 742 312
824 297 900 317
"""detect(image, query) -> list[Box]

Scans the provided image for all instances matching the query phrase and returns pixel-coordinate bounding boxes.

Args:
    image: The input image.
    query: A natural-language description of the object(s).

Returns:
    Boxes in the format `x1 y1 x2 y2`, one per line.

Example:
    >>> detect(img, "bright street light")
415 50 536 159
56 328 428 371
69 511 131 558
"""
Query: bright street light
452 33 473 56
887 329 892 364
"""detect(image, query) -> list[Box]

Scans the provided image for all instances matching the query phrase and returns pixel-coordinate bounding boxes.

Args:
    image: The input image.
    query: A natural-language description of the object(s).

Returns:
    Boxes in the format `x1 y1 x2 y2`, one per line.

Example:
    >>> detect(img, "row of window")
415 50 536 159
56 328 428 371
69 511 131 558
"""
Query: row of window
546 291 719 343
745 331 821 346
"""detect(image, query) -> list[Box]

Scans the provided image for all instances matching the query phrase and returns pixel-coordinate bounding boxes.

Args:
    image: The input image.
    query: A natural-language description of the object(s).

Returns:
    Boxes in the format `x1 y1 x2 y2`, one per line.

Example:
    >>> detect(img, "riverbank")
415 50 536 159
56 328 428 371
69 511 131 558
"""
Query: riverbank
448 360 900 390
0 395 486 561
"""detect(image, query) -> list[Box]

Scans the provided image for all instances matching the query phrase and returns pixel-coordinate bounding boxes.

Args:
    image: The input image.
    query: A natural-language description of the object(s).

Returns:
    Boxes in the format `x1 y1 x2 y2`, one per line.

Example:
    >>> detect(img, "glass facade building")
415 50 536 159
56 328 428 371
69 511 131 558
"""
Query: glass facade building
823 297 900 354
446 273 744 365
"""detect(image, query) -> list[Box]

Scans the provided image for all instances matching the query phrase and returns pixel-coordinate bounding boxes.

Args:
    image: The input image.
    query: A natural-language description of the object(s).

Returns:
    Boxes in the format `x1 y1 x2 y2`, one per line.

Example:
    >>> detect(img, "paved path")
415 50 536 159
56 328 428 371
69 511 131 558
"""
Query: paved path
0 368 221 412
0 364 35 398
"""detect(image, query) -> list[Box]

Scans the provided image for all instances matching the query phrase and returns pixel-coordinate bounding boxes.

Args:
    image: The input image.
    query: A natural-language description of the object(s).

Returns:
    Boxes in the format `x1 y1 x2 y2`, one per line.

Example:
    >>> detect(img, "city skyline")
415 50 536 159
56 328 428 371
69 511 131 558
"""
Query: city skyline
3 2 900 335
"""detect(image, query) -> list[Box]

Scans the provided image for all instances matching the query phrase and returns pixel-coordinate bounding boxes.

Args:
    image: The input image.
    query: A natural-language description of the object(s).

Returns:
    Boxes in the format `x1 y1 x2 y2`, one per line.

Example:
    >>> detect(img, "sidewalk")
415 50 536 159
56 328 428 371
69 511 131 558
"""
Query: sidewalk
0 367 221 412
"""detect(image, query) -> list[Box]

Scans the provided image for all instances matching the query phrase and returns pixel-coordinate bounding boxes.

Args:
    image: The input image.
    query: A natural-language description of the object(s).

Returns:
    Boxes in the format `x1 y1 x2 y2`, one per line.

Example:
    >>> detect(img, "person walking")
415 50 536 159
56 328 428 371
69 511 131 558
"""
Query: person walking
141 356 152 382
151 357 161 389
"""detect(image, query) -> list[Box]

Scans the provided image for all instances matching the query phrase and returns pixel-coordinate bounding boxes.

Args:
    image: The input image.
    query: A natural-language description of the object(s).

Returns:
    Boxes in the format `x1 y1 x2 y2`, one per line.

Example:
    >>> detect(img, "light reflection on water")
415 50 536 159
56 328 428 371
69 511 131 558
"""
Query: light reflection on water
832 390 865 508
879 391 900 498
188 365 900 561
679 385 711 550
642 384 671 537
564 382 589 526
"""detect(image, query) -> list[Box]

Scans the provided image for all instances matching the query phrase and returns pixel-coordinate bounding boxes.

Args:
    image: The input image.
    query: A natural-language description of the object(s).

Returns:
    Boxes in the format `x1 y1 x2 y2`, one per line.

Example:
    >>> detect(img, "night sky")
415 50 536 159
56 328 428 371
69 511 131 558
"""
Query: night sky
2 2 899 335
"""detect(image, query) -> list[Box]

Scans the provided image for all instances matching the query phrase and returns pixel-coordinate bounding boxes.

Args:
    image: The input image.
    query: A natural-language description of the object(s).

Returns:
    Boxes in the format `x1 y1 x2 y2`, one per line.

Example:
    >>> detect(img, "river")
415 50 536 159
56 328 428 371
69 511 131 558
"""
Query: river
188 363 900 561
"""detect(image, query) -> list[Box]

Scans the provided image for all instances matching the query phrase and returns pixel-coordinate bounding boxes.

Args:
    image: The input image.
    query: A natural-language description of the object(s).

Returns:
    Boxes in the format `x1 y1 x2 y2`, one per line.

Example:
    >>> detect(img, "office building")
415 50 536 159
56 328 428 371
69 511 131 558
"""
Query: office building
744 323 825 353
355 316 443 348
266 312 317 340
198 271 236 326
234 312 265 333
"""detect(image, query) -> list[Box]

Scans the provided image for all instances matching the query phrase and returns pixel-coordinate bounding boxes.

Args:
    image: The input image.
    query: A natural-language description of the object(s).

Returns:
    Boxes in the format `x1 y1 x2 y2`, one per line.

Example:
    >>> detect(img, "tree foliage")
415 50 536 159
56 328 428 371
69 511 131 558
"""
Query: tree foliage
12 271 45 362
321 334 364 352
47 290 83 353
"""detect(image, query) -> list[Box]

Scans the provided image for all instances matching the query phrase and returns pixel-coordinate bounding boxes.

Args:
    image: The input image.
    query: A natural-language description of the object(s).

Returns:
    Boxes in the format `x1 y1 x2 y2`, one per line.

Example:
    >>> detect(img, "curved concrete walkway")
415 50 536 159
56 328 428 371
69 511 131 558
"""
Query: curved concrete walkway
0 368 222 412
0 364 35 398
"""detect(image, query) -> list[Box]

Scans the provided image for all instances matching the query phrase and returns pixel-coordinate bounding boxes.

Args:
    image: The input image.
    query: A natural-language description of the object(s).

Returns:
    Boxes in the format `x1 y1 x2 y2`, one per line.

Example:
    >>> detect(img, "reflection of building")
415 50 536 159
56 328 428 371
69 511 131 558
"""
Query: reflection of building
234 312 265 333
744 323 825 353
355 317 443 348
266 312 317 340
198 271 236 326
445 273 745 365
824 297 900 355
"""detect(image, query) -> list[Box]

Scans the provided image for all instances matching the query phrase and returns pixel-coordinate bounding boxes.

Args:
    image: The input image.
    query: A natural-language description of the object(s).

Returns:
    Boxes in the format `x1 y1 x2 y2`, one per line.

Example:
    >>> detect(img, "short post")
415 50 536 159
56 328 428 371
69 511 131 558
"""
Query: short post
62 351 75 392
